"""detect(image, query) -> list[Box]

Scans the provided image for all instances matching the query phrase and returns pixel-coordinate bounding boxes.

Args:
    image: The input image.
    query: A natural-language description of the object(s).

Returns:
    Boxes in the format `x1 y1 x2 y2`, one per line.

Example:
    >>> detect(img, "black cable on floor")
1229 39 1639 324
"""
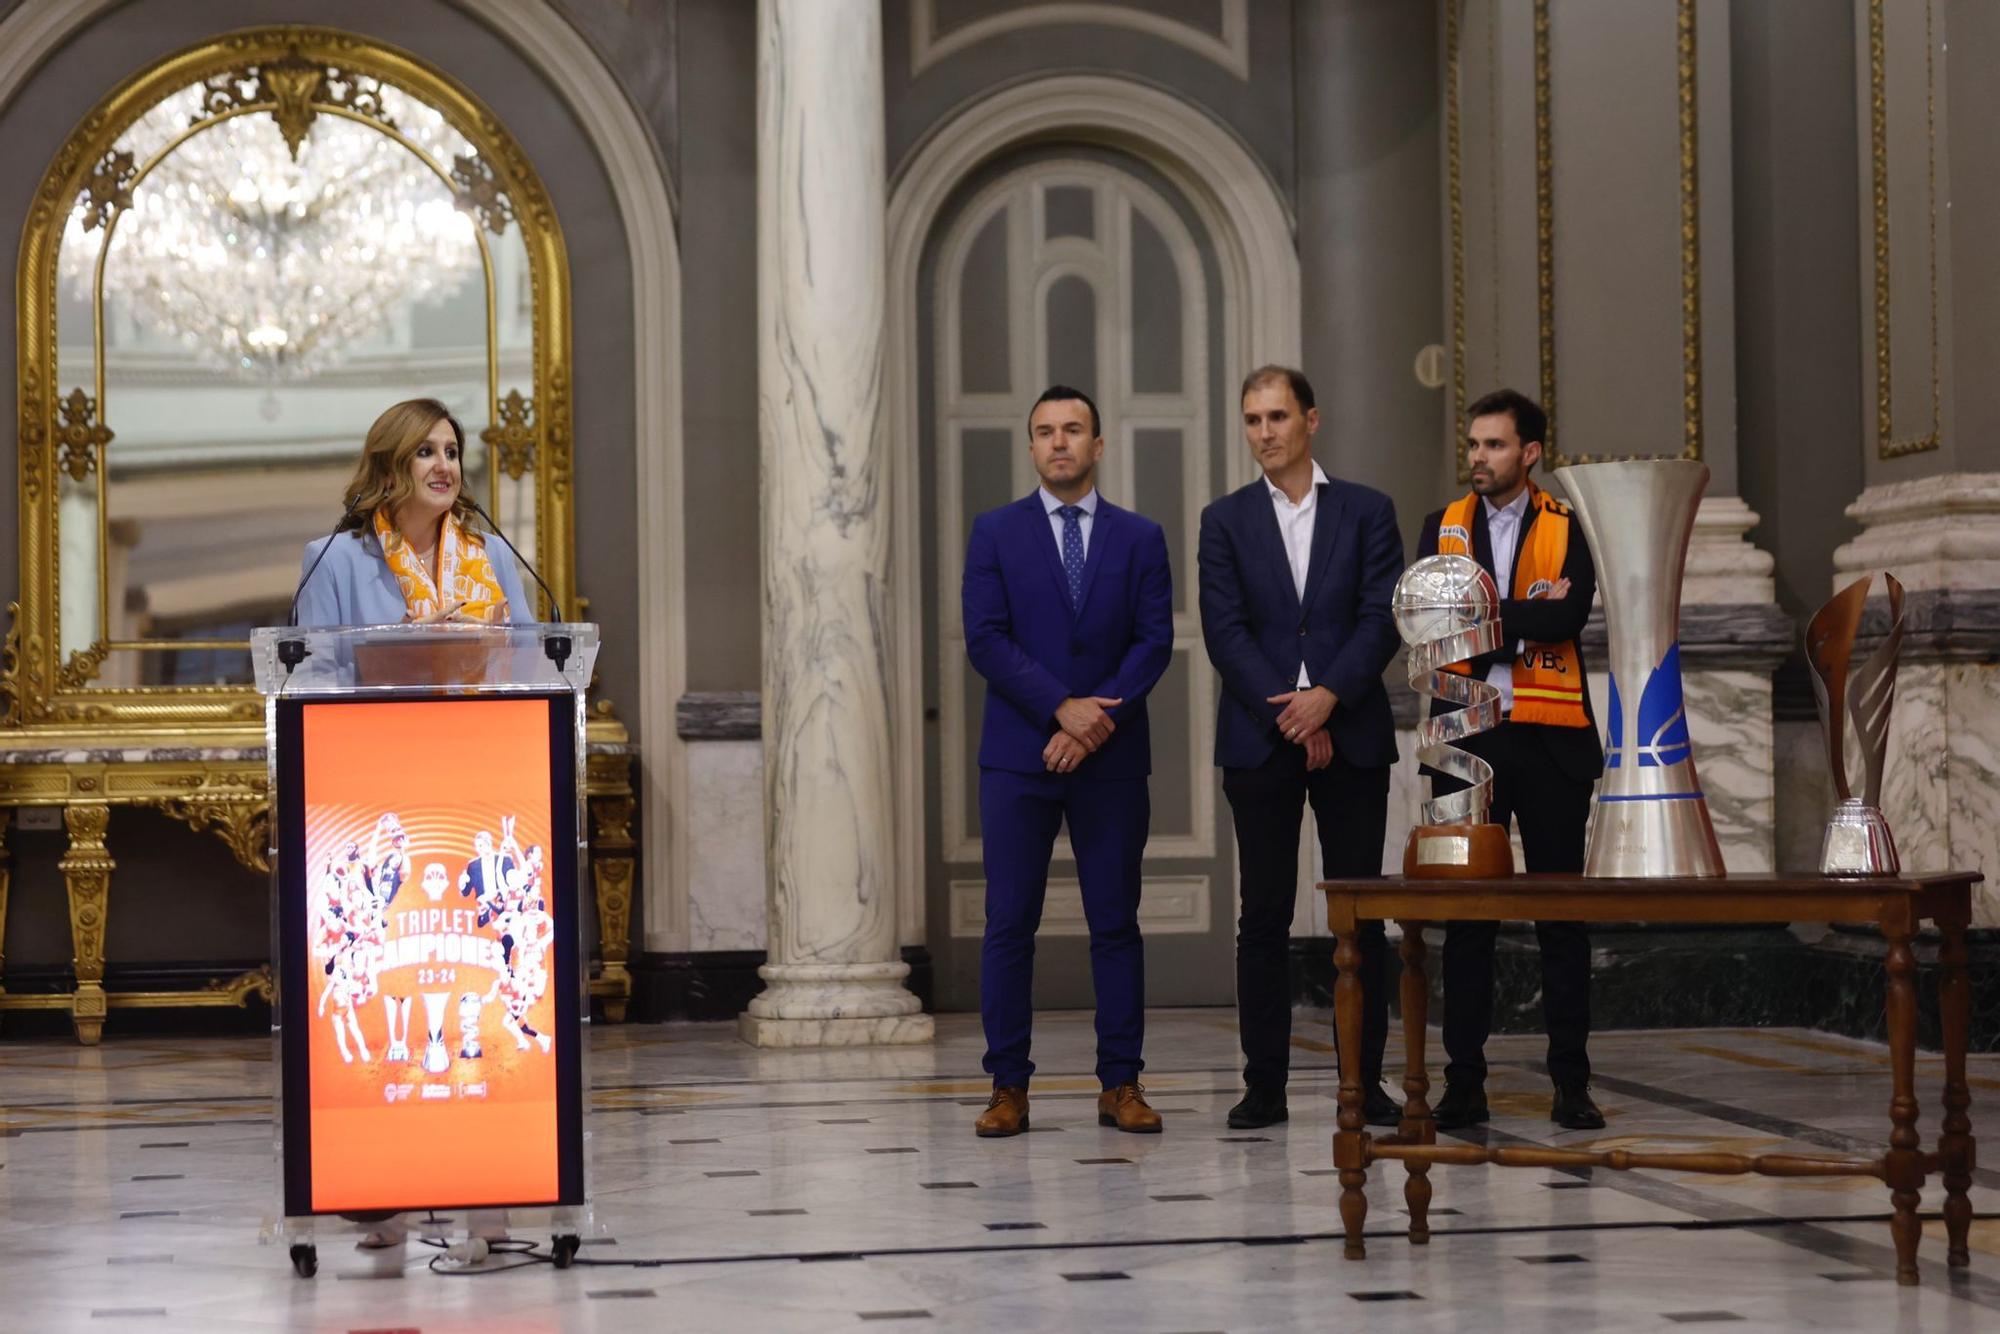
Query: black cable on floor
400 1208 1990 1276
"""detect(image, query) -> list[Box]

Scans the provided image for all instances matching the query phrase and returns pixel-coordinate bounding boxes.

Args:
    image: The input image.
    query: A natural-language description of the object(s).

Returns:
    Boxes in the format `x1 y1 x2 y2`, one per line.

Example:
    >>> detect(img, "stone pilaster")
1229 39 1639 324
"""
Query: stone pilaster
1834 474 2000 927
741 0 930 1046
1674 496 1789 874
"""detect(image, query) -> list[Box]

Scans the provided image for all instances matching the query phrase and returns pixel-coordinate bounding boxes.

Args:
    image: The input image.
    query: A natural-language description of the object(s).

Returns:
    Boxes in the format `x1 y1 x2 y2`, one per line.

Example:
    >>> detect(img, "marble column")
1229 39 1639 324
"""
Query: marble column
741 0 931 1046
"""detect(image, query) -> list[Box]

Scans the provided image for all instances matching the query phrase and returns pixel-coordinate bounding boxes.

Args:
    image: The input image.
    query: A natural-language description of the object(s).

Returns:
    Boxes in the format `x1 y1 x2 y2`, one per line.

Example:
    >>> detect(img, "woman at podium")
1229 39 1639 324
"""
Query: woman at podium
294 398 531 627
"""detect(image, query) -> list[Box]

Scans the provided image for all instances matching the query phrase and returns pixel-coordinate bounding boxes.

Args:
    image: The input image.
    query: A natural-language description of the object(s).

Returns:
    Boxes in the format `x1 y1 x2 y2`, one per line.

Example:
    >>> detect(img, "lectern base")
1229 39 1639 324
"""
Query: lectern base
738 1013 936 1048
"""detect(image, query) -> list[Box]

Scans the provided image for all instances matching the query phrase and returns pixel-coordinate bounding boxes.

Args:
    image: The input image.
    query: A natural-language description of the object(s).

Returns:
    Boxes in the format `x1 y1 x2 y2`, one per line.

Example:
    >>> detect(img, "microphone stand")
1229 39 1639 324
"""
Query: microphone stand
280 501 361 674
459 495 572 672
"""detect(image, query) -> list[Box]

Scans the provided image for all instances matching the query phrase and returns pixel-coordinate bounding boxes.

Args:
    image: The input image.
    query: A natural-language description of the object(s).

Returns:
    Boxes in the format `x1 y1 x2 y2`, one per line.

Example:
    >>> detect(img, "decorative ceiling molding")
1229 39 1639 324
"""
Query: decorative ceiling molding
910 0 1250 80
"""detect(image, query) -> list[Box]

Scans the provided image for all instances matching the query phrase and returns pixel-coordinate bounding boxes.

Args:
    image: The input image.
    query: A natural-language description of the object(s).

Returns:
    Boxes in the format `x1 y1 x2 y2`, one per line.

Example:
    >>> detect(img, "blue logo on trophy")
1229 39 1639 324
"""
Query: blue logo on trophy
1553 459 1725 877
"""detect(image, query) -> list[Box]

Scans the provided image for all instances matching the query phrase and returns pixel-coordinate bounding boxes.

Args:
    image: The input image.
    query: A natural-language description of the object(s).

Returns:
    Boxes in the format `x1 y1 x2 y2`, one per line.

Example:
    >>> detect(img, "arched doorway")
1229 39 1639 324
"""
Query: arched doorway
886 77 1302 1009
920 148 1230 1008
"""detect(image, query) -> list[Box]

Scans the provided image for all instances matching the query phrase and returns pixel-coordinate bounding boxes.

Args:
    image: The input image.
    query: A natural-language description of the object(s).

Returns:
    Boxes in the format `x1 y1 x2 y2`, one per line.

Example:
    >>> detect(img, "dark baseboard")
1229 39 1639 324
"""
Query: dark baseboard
627 945 934 1024
1287 925 2000 1051
0 960 271 1038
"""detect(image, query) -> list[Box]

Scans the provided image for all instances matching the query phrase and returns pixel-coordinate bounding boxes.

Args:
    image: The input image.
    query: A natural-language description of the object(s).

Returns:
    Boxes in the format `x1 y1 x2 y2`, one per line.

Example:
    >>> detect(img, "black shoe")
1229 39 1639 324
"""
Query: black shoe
1226 1087 1288 1129
1362 1084 1402 1129
1551 1083 1606 1131
1433 1082 1490 1130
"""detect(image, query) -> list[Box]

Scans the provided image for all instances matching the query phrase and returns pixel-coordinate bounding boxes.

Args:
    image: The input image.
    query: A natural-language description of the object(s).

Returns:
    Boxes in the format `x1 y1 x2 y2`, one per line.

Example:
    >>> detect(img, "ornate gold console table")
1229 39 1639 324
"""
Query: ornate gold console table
0 715 637 1043
1322 871 1981 1287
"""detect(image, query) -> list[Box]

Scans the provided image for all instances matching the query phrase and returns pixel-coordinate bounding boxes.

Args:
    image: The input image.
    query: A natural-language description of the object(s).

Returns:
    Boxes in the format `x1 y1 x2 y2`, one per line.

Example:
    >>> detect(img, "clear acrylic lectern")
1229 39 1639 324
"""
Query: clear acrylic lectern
251 622 600 1276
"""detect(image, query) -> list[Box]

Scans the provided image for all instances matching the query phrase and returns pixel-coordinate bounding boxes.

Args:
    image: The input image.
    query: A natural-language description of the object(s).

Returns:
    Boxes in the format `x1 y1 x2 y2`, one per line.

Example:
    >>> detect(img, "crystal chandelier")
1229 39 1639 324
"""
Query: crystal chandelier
61 93 481 381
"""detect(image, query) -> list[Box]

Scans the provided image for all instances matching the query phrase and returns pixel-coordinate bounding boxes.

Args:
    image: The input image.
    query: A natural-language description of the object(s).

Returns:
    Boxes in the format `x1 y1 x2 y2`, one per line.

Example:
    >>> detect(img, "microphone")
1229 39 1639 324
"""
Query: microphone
281 499 363 675
458 494 561 622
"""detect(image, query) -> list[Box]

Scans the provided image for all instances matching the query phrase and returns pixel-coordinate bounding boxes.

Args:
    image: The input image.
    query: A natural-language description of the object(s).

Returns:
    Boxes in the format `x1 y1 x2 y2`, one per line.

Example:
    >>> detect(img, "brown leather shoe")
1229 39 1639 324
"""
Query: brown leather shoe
975 1087 1029 1137
1096 1082 1163 1133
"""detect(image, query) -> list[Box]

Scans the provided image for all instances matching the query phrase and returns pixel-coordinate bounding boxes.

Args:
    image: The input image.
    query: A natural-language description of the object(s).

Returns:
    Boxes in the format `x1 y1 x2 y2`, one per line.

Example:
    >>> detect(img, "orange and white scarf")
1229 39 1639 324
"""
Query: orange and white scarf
374 508 510 623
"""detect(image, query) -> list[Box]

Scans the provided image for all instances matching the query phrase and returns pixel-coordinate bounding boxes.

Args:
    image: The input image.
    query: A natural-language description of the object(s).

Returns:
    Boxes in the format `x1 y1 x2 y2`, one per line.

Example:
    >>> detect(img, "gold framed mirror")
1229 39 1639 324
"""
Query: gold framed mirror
7 25 574 733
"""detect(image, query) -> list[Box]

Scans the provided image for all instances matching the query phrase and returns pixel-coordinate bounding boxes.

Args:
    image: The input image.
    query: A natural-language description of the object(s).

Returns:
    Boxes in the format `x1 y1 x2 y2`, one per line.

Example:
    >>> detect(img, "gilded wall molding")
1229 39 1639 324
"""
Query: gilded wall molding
1868 0 1942 460
1446 0 1705 474
1533 0 1557 462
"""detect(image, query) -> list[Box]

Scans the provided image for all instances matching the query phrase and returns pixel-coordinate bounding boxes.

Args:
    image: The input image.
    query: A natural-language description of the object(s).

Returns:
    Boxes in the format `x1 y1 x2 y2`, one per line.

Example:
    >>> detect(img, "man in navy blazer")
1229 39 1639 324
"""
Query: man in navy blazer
962 385 1174 1138
1198 366 1404 1131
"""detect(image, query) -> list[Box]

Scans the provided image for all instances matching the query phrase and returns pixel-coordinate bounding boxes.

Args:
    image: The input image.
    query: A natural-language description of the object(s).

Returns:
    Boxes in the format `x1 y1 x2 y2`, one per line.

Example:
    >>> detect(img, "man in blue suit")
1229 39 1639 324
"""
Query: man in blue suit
962 385 1174 1138
1198 366 1404 1131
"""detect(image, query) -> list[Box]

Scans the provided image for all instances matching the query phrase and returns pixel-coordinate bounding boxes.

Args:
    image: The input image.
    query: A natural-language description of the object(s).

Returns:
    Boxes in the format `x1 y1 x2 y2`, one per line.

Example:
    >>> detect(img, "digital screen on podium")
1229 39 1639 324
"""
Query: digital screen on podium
275 694 584 1216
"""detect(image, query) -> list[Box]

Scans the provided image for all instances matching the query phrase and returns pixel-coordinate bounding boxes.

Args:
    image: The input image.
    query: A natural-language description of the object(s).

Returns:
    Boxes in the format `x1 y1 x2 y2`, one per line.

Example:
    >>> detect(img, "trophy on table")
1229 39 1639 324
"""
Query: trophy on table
1554 459 1725 877
1805 572 1905 875
1393 553 1514 877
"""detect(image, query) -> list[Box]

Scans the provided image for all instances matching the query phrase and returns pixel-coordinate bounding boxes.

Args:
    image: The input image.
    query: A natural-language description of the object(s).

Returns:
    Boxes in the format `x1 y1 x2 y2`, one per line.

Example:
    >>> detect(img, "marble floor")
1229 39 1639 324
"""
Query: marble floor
0 1010 1995 1332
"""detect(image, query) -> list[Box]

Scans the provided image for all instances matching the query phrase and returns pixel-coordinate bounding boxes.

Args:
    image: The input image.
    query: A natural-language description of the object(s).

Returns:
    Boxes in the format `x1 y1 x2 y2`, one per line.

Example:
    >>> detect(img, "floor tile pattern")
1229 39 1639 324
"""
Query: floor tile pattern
0 1012 1994 1331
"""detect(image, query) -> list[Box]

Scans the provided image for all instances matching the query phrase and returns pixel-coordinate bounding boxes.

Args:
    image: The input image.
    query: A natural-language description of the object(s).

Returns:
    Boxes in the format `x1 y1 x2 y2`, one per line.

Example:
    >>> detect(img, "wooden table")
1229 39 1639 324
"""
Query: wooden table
1320 872 1980 1286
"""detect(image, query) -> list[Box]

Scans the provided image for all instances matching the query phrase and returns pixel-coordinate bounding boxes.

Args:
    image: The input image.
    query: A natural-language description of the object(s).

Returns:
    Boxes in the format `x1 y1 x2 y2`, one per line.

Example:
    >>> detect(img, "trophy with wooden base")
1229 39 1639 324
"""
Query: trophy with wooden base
1394 553 1514 877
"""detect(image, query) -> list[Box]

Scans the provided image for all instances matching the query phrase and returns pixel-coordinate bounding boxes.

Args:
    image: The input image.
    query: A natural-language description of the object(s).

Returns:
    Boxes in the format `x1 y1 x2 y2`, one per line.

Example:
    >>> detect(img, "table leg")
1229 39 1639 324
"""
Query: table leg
60 804 113 1046
588 794 636 1023
1937 919 1974 1269
1883 925 1924 1285
1333 928 1371 1260
1397 920 1435 1244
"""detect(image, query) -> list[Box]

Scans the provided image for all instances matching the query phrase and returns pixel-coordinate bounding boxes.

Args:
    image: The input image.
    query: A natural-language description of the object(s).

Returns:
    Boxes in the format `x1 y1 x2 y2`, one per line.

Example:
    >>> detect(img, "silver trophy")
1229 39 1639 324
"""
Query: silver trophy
420 991 453 1074
1805 572 1905 874
1555 459 1725 877
458 990 486 1059
1393 554 1513 876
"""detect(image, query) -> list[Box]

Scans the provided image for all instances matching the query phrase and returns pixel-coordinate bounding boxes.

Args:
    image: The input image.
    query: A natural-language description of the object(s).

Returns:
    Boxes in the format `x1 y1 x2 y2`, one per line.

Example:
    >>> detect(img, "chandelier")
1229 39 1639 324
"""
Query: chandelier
61 90 482 381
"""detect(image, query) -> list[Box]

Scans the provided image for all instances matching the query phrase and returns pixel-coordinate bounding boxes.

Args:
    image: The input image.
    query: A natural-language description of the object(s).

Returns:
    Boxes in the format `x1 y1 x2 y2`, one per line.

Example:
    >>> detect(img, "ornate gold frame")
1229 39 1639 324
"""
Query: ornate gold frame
1445 0 1703 477
6 25 577 734
0 29 637 1043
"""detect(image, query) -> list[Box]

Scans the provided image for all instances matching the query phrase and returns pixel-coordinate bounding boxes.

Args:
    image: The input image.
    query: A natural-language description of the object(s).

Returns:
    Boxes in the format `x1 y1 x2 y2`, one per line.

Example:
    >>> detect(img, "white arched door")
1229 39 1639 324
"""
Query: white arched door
920 150 1235 1011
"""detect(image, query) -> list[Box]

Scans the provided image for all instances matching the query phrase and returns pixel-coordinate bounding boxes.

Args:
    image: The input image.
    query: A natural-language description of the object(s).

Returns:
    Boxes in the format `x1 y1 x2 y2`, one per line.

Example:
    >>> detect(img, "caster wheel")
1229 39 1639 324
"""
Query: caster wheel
551 1234 580 1269
289 1243 317 1278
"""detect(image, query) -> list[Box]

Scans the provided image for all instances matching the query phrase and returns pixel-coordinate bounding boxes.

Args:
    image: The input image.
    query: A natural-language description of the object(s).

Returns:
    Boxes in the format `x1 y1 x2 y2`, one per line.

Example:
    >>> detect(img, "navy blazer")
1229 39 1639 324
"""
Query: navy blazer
962 493 1174 779
1197 473 1402 770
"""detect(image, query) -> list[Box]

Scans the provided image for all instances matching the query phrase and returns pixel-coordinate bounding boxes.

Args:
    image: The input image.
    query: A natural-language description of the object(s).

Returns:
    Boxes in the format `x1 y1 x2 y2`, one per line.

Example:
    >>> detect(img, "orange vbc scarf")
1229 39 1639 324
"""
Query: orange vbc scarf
374 508 511 623
1436 485 1589 727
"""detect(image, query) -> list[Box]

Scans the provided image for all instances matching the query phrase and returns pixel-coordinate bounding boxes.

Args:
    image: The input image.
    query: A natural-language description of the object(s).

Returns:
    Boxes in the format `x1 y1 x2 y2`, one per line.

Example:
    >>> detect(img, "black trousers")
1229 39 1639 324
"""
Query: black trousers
1435 721 1594 1089
1223 744 1391 1093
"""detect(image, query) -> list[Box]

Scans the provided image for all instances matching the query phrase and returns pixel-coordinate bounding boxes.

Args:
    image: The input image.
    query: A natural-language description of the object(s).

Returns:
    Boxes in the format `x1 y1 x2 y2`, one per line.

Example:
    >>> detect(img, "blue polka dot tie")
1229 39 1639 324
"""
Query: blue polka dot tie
1059 505 1086 610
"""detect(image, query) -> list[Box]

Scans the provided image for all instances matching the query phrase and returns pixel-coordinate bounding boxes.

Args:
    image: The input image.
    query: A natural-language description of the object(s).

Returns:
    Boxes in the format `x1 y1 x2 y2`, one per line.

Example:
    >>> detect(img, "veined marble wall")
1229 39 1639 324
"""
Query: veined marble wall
686 739 767 953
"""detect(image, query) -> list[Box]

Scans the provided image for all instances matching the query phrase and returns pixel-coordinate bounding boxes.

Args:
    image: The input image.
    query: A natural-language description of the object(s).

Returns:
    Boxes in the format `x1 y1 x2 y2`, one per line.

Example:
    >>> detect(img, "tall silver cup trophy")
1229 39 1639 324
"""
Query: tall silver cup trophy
1554 459 1725 877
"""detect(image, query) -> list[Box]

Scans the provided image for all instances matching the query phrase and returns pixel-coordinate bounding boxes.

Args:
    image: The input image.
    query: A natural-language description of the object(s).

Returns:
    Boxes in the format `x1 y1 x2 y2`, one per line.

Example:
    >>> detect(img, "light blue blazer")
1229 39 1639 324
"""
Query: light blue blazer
294 527 534 627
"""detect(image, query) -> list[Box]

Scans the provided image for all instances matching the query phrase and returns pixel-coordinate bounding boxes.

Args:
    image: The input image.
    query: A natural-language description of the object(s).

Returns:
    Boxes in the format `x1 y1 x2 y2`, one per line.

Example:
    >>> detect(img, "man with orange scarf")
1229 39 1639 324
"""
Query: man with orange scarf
1415 388 1606 1133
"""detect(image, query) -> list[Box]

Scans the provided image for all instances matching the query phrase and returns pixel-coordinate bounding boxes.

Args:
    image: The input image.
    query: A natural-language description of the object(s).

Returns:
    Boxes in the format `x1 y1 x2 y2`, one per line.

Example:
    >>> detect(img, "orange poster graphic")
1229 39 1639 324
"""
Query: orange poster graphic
299 698 560 1212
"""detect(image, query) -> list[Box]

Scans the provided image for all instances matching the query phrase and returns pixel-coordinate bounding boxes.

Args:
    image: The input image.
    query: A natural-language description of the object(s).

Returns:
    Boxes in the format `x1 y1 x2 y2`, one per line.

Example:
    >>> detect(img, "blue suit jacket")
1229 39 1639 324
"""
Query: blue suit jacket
1197 473 1402 770
963 493 1174 779
295 526 533 627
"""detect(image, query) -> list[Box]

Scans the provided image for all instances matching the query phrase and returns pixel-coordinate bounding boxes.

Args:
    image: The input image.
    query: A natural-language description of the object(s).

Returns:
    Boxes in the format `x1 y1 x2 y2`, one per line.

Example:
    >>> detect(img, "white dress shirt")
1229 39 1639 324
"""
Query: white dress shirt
1265 462 1330 688
1040 485 1099 560
1482 487 1533 713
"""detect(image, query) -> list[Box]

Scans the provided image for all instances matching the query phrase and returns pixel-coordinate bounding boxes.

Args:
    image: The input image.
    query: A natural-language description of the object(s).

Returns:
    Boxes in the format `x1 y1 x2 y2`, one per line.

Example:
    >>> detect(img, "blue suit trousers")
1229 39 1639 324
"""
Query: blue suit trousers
978 767 1149 1091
